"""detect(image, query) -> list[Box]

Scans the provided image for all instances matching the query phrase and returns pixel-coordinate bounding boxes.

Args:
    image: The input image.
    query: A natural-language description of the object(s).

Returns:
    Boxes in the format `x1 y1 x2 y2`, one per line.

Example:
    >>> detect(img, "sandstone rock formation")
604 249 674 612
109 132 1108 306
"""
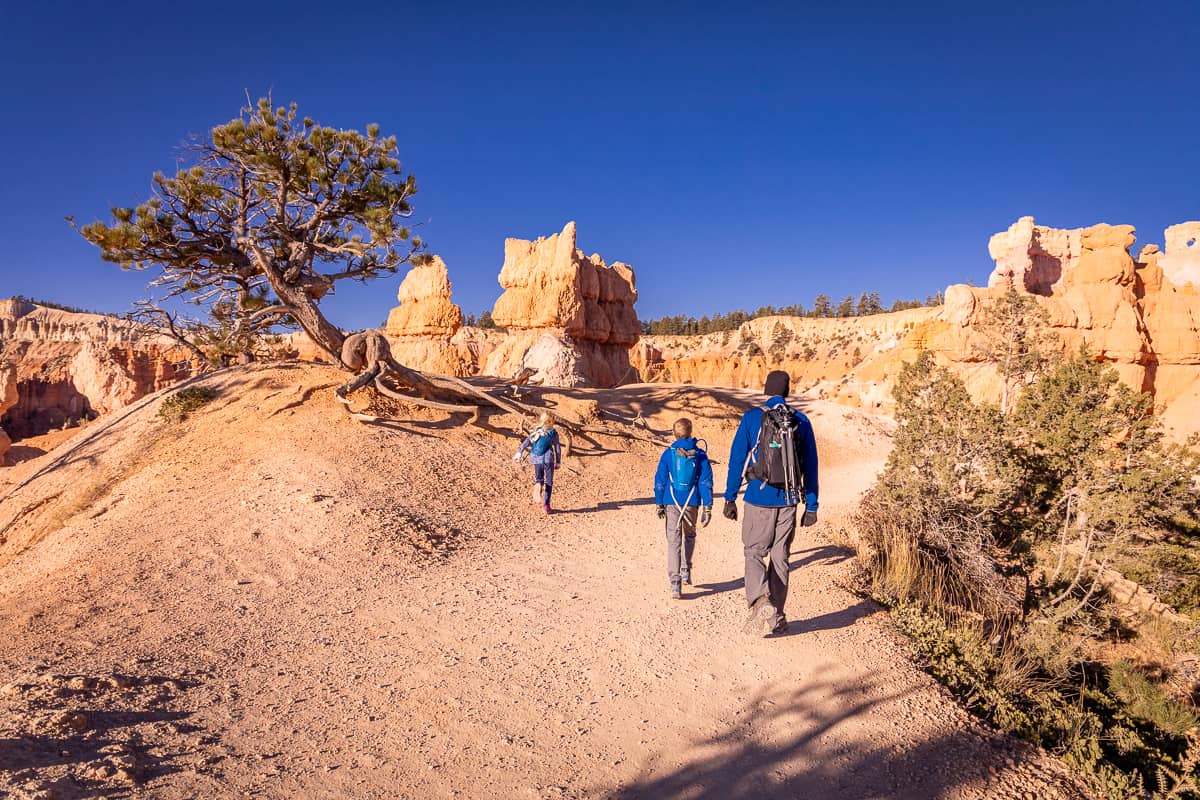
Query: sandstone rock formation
484 222 639 387
384 257 464 338
1159 222 1200 289
0 365 17 460
987 216 1080 296
635 217 1200 440
511 333 590 388
931 219 1198 410
893 218 1199 437
382 257 472 376
0 302 198 442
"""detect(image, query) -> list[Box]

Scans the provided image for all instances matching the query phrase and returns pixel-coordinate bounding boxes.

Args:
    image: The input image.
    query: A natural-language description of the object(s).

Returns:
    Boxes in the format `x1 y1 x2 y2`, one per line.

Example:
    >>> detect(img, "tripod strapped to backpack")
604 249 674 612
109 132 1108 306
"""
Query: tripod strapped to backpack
745 404 805 505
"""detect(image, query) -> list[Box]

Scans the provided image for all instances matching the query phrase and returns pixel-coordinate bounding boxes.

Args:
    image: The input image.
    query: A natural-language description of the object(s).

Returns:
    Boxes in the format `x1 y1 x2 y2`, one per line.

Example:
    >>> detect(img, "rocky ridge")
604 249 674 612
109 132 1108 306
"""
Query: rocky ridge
0 300 198 449
0 365 16 460
635 217 1200 439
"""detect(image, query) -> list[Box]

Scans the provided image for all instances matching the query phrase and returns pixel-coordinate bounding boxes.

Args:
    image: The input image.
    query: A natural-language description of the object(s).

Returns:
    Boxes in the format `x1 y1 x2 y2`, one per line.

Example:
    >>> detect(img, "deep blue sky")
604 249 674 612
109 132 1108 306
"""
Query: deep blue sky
1 1 1197 328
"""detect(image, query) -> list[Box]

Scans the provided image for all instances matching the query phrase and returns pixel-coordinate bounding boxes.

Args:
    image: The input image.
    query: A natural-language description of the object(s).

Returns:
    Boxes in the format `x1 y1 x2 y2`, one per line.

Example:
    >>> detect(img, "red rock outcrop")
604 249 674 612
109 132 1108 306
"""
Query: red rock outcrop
382 257 472 376
384 257 464 338
1159 222 1200 289
987 216 1080 296
0 302 198 442
484 222 639 387
635 217 1200 439
895 218 1199 437
0 365 16 459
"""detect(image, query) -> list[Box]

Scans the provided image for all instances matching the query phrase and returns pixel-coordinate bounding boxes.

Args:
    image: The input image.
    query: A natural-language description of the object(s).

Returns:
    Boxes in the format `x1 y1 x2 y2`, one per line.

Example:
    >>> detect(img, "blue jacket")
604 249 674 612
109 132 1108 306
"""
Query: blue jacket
654 437 714 508
724 397 819 510
516 427 561 465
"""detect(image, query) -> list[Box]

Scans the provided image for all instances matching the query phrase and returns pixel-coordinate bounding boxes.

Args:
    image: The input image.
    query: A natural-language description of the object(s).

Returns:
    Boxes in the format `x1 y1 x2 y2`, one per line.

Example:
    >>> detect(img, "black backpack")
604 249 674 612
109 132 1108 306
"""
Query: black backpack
746 403 804 501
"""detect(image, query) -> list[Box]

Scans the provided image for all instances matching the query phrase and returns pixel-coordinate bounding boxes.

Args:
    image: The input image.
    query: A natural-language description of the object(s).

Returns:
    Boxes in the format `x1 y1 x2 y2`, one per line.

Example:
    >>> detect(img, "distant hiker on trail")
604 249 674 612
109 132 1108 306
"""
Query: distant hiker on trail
653 418 714 600
723 370 819 636
513 411 562 514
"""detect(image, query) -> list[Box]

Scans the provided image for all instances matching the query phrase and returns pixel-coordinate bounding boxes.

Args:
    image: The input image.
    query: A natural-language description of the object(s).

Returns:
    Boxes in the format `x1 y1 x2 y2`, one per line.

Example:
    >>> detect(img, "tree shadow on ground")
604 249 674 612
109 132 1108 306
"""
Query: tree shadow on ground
790 544 855 570
554 497 657 515
0 708 199 799
604 679 1025 800
0 672 210 799
686 545 857 600
771 599 878 637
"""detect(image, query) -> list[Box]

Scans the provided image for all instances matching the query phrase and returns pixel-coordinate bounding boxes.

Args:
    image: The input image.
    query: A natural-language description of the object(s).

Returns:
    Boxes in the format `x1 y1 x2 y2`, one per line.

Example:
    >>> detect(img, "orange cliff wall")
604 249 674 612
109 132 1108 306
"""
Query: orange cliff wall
0 300 199 441
633 217 1200 440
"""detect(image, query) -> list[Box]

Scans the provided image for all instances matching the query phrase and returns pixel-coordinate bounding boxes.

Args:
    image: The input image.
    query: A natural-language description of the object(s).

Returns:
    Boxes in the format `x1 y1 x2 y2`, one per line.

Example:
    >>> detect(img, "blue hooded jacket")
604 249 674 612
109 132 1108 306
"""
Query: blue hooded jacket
654 437 714 508
724 397 819 510
516 426 561 465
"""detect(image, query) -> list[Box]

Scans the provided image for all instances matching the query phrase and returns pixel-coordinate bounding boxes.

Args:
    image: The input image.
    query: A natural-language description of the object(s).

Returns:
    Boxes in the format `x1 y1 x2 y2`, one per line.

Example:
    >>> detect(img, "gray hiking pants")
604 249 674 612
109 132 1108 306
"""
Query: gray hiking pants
742 503 797 611
665 505 697 582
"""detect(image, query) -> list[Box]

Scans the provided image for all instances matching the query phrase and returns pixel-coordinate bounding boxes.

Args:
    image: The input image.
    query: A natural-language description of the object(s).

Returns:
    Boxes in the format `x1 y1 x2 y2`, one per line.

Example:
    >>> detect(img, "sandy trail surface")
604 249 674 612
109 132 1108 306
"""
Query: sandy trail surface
0 364 1085 799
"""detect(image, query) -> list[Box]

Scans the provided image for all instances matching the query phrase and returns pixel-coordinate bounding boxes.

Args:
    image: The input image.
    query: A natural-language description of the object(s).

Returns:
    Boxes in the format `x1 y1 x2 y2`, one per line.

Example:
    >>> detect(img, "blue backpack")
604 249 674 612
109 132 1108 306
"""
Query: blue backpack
668 440 706 502
529 427 555 456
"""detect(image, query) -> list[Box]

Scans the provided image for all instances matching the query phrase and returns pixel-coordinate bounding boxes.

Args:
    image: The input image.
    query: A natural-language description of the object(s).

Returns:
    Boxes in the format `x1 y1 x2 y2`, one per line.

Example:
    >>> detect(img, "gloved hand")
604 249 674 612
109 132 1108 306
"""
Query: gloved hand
722 500 738 521
801 509 818 527
655 504 666 520
511 453 521 463
700 506 712 527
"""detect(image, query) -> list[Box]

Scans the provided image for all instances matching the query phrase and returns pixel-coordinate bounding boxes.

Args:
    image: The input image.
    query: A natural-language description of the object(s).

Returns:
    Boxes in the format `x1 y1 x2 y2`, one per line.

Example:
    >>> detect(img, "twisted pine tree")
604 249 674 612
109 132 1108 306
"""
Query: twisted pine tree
74 97 429 366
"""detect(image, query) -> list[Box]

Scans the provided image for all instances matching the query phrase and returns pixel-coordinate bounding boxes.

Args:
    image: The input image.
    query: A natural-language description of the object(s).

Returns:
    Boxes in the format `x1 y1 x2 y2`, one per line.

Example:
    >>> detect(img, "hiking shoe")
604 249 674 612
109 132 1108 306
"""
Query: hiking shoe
543 502 551 514
770 614 789 635
533 483 544 503
680 569 692 586
670 580 682 600
743 595 777 636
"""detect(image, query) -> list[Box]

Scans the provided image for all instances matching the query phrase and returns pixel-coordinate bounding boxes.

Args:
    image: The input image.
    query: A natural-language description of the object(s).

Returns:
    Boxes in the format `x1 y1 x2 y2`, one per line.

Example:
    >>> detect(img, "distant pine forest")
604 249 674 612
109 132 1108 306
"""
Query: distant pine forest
3 295 118 317
639 291 945 336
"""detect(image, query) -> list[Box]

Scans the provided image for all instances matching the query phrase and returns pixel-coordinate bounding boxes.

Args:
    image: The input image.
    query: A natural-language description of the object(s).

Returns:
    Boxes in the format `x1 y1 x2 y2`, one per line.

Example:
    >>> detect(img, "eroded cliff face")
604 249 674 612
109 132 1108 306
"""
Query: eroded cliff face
0 301 197 443
633 309 939 407
635 217 1200 439
931 218 1200 429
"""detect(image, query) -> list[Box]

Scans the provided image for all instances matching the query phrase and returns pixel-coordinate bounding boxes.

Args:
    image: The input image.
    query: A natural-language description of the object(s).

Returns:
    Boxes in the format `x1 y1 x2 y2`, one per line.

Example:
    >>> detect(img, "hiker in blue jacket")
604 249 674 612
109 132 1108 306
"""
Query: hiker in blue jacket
723 370 819 636
653 418 714 599
513 411 562 514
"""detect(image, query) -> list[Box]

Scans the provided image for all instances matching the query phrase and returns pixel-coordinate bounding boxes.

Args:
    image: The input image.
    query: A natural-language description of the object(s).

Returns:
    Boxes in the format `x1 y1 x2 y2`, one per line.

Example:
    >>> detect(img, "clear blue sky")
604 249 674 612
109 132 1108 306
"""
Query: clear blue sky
1 1 1196 328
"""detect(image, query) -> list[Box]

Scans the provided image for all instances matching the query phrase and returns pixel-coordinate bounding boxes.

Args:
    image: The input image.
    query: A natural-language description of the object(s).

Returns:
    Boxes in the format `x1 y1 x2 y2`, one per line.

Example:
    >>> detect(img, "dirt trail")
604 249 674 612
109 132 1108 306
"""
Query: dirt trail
0 364 1086 799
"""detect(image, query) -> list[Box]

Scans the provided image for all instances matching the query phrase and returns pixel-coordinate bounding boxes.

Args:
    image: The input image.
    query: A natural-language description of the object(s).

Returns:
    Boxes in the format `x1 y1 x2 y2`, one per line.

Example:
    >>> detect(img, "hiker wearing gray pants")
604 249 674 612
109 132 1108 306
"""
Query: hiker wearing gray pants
665 504 698 587
723 370 820 636
653 418 714 599
741 504 797 614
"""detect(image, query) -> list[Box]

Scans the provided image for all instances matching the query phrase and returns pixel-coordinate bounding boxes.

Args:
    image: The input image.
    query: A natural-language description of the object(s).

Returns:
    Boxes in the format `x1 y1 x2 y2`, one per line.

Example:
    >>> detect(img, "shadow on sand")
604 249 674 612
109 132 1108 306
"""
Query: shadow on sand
603 679 1034 799
553 497 658 515
684 545 857 601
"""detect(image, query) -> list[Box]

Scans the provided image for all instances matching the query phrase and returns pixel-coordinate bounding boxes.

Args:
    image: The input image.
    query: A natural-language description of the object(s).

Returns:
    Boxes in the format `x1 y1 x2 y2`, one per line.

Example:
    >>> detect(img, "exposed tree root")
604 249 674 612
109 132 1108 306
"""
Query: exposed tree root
333 332 679 456
267 382 340 418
